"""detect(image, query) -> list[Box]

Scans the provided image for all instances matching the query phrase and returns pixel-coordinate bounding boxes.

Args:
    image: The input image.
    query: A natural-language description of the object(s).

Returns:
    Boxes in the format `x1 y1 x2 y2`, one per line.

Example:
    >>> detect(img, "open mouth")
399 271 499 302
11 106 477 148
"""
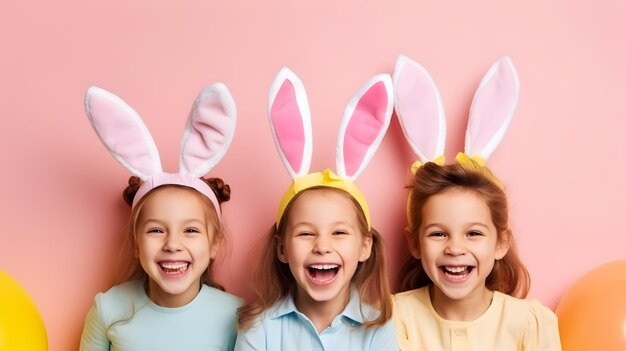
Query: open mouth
440 265 473 280
306 264 340 283
159 261 190 275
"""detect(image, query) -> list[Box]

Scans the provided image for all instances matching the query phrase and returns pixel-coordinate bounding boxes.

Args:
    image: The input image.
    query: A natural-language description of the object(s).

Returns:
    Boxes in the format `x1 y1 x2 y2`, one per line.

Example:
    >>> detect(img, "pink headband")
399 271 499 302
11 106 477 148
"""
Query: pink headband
84 84 237 220
132 173 220 214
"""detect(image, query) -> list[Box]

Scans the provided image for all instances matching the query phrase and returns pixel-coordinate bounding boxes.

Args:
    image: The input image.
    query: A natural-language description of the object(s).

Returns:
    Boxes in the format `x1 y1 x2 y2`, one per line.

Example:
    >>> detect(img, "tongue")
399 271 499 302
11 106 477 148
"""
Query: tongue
162 264 187 273
311 269 336 282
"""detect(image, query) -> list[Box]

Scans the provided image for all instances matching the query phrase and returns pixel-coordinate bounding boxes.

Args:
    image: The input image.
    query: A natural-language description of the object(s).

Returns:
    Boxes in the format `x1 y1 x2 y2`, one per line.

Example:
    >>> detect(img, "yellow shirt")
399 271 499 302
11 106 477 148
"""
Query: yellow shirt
393 287 561 351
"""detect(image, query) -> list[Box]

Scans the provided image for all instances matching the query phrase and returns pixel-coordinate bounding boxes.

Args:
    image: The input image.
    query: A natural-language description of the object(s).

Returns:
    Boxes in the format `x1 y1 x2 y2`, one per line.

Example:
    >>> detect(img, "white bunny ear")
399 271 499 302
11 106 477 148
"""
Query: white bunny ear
393 55 446 162
179 83 237 177
465 56 520 160
268 67 313 179
84 86 162 180
336 73 394 180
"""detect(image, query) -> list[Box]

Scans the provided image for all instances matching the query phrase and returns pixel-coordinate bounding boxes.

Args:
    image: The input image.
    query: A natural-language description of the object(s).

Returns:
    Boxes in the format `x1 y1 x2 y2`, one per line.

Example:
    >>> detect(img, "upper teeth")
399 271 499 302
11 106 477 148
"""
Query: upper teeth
445 266 467 273
309 264 338 270
161 262 188 270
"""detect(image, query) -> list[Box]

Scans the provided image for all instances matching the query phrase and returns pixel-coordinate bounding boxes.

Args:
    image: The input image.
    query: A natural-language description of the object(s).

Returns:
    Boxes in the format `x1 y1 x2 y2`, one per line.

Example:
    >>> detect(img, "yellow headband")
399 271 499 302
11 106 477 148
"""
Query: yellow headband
277 169 371 229
410 152 503 189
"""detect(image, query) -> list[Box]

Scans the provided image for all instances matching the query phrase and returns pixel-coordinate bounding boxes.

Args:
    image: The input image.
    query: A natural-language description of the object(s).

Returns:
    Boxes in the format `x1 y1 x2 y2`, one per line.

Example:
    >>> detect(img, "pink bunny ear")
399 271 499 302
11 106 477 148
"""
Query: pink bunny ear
336 74 394 180
84 86 162 180
465 56 520 160
179 83 237 177
268 67 313 179
393 55 446 162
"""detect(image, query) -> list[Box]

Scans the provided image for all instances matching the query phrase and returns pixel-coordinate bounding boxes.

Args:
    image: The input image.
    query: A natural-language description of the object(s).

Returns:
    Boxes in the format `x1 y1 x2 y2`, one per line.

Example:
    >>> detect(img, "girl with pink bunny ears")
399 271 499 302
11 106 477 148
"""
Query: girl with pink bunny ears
235 68 399 350
392 56 561 350
79 84 242 351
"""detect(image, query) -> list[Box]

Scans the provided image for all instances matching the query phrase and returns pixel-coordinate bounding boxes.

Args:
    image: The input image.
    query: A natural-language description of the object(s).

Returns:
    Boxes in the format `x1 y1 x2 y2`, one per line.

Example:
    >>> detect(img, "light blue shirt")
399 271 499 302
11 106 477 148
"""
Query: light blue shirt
235 289 399 351
80 280 242 351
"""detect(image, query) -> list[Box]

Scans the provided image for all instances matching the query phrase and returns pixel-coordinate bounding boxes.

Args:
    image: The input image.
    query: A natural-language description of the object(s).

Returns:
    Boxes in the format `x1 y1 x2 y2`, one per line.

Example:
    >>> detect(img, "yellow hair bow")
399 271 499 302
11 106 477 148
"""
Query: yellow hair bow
410 155 445 174
277 169 371 229
410 153 503 189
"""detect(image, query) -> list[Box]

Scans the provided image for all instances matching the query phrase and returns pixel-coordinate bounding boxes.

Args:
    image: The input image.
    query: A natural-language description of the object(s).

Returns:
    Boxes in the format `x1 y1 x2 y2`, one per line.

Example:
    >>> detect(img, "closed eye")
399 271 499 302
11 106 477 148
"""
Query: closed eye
467 230 483 237
297 232 315 237
333 230 349 235
427 231 446 238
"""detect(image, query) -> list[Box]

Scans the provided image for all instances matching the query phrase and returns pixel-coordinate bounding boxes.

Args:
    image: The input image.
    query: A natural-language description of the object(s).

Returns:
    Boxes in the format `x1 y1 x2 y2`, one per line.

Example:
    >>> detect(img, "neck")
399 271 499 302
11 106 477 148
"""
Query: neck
429 285 494 321
294 287 350 333
146 280 201 308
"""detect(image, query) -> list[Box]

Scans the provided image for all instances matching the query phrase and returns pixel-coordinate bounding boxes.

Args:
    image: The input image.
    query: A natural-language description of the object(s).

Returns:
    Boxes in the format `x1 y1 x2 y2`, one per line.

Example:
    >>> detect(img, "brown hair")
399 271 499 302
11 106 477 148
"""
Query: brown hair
397 162 530 298
115 176 231 291
237 187 392 330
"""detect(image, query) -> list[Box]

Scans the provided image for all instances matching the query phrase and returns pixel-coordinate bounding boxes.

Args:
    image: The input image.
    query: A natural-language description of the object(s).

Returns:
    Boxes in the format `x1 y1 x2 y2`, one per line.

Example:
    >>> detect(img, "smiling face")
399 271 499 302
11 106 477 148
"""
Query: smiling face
135 186 218 307
416 187 509 307
278 188 372 313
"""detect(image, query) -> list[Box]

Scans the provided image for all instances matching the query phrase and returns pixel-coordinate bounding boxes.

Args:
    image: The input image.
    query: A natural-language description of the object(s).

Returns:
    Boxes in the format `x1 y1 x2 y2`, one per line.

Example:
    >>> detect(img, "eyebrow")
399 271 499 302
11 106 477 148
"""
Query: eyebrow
290 220 354 228
141 218 205 225
423 222 490 230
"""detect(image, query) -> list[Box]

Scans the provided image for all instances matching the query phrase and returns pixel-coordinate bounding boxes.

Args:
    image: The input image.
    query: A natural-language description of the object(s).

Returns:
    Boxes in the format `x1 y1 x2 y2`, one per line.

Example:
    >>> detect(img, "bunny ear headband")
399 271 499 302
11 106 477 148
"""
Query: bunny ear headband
393 55 519 188
84 83 237 220
268 68 394 229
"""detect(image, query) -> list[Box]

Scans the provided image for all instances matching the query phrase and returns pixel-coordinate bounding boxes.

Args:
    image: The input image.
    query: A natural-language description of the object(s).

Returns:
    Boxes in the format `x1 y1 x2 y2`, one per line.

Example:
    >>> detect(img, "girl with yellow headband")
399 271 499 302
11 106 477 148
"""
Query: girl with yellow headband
235 68 398 350
392 56 561 351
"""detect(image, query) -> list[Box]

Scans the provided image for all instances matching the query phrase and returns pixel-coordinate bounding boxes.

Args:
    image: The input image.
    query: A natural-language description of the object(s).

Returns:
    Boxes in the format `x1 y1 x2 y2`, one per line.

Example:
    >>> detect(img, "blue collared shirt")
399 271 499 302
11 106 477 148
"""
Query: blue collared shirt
234 289 399 351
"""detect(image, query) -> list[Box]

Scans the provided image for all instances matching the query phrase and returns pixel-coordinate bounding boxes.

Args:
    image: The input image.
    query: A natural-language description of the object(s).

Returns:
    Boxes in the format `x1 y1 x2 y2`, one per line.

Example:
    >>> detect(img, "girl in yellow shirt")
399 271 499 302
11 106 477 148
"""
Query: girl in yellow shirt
391 55 561 351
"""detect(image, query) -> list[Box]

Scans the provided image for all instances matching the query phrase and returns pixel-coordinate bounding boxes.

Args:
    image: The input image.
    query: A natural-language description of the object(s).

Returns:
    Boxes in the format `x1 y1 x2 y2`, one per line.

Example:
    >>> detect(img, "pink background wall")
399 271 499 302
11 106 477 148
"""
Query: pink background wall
1 0 625 349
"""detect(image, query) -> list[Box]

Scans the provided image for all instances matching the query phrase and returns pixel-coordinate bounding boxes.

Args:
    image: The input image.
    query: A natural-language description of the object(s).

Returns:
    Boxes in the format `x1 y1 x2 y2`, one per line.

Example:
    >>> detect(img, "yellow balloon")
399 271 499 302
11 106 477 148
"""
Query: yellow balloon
0 270 47 351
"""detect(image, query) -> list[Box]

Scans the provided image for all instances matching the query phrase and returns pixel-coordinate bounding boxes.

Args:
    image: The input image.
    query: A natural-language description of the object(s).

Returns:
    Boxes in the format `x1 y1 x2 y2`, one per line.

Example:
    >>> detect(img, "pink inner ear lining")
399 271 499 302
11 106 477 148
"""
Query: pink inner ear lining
89 93 158 178
469 62 517 154
395 63 443 160
270 80 305 175
181 94 231 174
342 81 388 177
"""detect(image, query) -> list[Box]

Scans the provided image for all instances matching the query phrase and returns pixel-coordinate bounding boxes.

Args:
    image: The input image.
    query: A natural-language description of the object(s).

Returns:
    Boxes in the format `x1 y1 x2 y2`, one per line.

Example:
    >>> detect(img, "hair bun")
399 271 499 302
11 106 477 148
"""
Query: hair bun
122 176 142 206
203 177 231 204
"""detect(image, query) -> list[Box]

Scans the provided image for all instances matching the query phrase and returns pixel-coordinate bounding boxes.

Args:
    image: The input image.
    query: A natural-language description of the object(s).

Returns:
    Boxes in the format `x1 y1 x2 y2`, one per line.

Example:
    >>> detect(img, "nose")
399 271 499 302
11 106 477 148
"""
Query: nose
163 233 183 252
444 236 466 256
312 235 331 254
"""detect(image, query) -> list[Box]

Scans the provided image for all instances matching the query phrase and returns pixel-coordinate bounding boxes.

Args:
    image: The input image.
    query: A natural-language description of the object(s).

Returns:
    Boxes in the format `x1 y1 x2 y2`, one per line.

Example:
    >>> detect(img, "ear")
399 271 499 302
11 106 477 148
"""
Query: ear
209 231 223 259
358 233 374 262
268 67 313 179
84 87 162 180
393 55 446 162
495 229 511 260
277 238 288 263
465 56 520 160
336 74 394 180
179 83 237 177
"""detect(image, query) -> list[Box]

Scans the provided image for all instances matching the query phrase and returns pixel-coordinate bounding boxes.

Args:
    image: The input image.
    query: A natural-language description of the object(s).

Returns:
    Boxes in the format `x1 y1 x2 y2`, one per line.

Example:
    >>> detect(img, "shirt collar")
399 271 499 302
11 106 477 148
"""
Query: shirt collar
269 288 379 325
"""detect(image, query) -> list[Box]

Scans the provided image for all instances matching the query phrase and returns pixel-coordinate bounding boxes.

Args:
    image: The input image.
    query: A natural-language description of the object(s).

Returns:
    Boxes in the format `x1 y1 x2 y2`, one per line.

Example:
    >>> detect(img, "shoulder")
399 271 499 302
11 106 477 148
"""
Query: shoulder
199 285 244 309
393 287 429 308
234 301 292 351
496 292 557 322
524 297 558 329
494 292 559 332
393 287 433 327
235 307 278 348
494 293 561 349
242 297 292 332
93 281 146 327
